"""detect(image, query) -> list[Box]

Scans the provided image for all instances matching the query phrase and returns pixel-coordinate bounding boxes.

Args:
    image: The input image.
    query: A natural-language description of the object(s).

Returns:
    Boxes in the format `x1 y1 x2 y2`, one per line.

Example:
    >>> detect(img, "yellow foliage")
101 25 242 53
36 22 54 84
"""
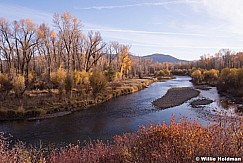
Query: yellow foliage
89 71 107 96
191 69 204 84
12 74 25 96
0 73 8 86
116 72 122 80
73 71 90 85
36 28 44 38
204 69 219 84
117 45 132 78
73 17 78 24
28 72 35 83
51 31 56 39
50 67 66 86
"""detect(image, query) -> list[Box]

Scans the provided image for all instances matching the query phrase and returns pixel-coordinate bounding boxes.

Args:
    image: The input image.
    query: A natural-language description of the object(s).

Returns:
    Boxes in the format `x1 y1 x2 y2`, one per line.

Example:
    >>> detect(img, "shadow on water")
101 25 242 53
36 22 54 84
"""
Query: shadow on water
0 76 240 147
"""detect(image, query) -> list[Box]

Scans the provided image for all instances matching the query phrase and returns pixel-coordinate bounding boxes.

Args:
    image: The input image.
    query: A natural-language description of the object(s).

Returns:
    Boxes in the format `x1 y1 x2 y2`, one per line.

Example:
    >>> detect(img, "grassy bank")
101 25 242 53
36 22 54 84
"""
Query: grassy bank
0 78 156 121
1 115 242 162
153 87 200 109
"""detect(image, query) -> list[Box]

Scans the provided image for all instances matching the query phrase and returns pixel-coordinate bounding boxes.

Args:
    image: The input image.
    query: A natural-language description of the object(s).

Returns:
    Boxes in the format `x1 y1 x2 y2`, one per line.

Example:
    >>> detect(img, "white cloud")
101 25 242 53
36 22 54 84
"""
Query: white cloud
83 28 205 37
76 0 200 10
188 0 243 35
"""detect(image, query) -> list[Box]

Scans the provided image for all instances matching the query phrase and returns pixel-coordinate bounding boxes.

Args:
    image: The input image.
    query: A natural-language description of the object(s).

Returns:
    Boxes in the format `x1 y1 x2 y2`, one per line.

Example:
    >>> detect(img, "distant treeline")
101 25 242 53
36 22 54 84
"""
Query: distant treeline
173 68 243 96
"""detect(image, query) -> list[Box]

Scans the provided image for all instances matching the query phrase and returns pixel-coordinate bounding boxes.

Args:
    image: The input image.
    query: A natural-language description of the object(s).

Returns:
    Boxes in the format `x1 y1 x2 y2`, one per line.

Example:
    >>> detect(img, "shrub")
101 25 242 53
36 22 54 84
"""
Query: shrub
104 66 116 82
0 115 242 162
218 68 243 96
89 71 107 96
0 73 7 86
203 69 219 85
237 68 243 87
73 71 82 85
65 74 74 94
156 69 171 77
28 71 36 83
0 73 12 94
172 69 191 76
156 70 165 76
50 67 66 93
191 69 204 84
12 75 25 97
73 71 90 85
73 71 90 96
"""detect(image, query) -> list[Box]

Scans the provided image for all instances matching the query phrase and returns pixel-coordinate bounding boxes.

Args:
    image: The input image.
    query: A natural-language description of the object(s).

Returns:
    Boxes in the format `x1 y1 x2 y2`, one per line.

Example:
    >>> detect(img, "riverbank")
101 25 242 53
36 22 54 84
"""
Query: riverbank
0 78 157 121
153 87 200 109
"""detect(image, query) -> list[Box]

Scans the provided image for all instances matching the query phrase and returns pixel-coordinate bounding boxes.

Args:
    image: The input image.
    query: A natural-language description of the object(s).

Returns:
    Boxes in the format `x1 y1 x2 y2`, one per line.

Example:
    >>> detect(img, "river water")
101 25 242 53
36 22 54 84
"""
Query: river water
0 76 238 146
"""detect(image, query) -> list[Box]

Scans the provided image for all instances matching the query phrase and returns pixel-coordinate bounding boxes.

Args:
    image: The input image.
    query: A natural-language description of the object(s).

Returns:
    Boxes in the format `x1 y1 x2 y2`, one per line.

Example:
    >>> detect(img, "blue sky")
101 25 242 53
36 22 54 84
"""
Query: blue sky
1 0 243 60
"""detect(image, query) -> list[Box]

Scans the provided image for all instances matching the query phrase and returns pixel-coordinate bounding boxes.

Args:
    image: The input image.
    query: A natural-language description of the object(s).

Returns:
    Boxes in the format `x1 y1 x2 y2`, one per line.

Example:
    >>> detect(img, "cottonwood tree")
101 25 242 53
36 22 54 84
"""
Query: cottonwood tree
53 12 82 72
116 45 131 79
0 12 136 93
0 18 14 73
12 18 38 83
234 52 243 68
105 41 120 67
36 23 56 81
84 31 106 72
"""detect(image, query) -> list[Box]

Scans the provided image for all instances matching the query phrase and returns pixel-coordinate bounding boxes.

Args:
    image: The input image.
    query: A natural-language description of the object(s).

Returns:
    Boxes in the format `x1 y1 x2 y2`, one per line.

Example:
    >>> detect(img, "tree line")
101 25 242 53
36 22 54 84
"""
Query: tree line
0 12 171 98
172 49 243 71
0 12 135 82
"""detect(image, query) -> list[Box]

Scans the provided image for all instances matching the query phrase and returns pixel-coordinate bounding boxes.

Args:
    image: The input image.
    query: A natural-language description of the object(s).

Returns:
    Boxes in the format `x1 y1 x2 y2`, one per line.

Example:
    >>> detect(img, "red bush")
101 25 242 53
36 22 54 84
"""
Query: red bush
1 115 242 162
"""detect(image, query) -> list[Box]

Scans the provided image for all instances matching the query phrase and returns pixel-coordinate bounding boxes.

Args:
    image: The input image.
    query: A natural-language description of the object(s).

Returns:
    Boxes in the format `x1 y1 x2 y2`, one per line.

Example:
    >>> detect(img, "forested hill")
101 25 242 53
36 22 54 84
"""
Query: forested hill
143 53 188 63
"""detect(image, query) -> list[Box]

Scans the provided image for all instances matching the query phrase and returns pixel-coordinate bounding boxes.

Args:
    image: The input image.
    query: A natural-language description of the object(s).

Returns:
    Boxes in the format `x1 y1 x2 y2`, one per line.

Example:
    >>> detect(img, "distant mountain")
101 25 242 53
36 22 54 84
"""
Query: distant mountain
143 53 188 63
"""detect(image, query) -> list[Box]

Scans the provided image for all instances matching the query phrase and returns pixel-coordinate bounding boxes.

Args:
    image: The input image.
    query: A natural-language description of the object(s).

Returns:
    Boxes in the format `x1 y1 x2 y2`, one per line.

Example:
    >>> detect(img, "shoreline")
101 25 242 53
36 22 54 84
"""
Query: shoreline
153 87 200 109
0 77 159 121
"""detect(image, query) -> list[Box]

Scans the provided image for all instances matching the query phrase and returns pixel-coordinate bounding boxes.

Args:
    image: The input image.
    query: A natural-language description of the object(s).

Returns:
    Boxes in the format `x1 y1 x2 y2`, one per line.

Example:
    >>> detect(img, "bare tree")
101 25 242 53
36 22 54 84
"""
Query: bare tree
36 23 55 80
12 18 38 83
0 18 14 73
105 41 120 67
84 31 106 72
53 12 82 72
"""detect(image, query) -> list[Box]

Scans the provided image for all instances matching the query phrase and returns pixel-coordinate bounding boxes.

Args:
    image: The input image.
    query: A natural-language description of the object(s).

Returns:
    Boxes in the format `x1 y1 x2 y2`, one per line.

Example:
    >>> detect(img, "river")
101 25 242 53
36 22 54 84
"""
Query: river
0 76 238 147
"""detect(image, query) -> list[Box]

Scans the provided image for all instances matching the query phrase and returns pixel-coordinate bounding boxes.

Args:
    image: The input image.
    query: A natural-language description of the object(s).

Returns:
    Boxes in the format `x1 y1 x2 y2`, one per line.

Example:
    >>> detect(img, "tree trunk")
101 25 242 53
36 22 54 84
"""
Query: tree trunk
0 59 3 73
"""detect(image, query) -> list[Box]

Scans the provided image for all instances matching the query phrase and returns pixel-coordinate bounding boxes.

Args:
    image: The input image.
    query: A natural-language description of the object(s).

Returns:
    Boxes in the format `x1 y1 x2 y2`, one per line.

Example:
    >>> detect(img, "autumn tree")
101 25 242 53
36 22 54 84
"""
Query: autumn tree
0 18 14 73
0 13 135 94
234 52 243 68
12 18 38 84
84 31 106 72
105 41 120 67
116 45 131 79
36 23 54 81
218 68 243 96
53 12 82 72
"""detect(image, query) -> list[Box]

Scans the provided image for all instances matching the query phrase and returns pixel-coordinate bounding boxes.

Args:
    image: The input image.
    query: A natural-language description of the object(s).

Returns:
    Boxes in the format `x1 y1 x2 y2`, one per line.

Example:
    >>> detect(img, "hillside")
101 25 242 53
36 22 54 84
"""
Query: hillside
143 53 188 63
